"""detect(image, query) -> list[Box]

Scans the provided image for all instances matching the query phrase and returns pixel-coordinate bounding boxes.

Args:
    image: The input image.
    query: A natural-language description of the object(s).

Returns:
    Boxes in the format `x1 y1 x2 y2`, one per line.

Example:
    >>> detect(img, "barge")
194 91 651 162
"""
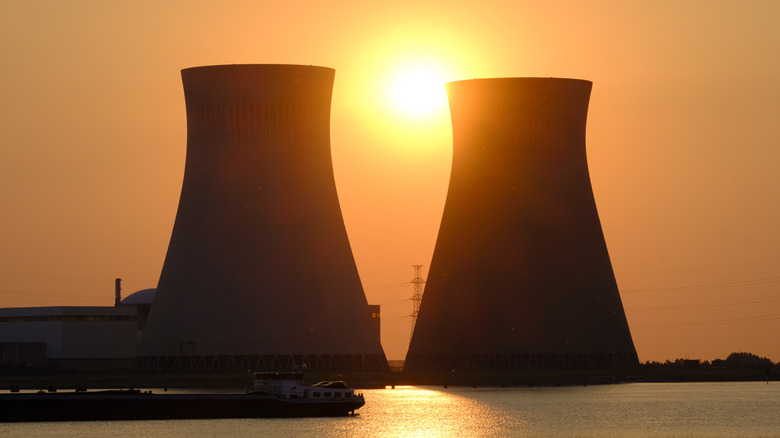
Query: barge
0 371 364 422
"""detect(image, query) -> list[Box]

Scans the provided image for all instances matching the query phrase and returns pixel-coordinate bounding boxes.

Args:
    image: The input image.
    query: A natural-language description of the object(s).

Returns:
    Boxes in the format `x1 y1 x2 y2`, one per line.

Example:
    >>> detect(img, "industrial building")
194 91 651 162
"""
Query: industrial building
138 64 388 373
0 280 155 373
405 78 638 371
0 306 137 373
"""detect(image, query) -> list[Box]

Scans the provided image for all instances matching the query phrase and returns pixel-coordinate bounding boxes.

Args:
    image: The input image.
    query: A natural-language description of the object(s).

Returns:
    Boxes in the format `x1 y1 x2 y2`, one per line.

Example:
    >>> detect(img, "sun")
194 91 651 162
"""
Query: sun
384 64 448 119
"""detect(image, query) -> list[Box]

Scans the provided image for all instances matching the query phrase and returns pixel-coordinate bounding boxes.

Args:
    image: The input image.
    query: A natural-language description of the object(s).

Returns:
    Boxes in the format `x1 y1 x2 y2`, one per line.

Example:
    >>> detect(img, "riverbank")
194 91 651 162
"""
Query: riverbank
1 366 774 391
392 366 775 387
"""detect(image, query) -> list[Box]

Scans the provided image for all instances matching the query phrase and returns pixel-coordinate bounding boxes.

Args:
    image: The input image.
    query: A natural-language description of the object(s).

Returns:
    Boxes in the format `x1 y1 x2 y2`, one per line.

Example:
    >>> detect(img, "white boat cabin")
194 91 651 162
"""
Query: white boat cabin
248 371 358 400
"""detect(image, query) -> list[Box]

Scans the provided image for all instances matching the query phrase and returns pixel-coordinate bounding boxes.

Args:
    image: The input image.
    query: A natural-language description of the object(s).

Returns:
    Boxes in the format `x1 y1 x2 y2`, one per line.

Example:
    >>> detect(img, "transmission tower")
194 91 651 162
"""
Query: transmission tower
409 264 425 340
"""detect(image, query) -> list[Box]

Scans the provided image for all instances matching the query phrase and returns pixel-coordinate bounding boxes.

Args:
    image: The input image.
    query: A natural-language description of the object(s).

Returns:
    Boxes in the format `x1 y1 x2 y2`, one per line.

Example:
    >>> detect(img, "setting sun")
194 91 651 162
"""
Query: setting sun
384 64 448 119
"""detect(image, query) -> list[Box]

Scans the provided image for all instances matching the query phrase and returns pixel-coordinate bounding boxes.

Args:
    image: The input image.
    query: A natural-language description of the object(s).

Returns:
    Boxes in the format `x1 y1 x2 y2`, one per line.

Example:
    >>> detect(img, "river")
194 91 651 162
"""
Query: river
3 382 778 437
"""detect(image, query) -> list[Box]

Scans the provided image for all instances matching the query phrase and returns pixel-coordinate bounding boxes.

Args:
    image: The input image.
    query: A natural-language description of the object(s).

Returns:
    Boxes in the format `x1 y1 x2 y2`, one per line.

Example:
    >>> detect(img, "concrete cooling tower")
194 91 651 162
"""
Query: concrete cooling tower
405 78 638 371
139 65 387 373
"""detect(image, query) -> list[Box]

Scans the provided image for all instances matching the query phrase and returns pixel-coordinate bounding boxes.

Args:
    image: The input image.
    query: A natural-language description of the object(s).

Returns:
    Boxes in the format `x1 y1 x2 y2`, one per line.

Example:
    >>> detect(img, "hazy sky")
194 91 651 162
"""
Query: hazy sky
1 0 779 363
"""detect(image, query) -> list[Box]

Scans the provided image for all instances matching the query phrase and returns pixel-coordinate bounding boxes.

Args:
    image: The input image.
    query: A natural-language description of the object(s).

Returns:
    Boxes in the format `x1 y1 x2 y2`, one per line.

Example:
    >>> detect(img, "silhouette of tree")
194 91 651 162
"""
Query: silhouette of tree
724 352 773 368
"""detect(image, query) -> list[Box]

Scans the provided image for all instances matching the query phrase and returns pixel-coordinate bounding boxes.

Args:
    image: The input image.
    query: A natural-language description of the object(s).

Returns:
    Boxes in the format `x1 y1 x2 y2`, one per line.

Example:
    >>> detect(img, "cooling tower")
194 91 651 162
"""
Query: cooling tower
405 78 638 371
138 64 387 373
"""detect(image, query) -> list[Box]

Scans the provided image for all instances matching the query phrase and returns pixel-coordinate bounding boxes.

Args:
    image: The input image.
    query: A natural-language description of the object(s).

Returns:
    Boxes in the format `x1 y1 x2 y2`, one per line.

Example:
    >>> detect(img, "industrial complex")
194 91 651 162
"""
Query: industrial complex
1 69 637 376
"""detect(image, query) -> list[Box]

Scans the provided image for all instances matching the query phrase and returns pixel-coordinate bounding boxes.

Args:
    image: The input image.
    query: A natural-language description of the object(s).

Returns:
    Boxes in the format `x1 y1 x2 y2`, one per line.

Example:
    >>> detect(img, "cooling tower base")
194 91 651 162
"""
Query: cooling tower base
137 353 389 373
404 352 639 372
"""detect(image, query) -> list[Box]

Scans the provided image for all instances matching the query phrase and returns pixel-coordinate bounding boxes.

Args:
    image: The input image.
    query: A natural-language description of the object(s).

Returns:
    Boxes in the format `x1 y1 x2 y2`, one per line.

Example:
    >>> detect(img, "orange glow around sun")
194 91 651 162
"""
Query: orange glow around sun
338 32 493 148
384 63 449 119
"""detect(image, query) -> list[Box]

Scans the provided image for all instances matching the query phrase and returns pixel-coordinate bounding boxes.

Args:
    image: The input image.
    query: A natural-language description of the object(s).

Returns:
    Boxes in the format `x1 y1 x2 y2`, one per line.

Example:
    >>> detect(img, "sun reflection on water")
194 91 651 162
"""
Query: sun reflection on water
345 386 529 438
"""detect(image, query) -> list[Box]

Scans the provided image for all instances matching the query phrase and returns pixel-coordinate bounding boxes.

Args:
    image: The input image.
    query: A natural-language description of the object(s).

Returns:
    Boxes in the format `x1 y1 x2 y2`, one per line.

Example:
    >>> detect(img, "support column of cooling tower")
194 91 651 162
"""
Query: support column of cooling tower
409 264 425 341
405 78 638 372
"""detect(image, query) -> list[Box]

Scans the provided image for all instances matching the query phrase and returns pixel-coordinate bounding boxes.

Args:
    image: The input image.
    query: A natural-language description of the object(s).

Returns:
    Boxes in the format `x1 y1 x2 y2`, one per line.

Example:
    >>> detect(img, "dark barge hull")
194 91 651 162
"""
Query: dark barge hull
0 391 365 422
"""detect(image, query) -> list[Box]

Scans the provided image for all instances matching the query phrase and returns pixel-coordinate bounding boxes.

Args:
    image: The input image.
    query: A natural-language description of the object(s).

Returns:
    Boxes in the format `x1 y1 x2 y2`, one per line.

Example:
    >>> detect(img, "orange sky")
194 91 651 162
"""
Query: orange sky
1 0 779 363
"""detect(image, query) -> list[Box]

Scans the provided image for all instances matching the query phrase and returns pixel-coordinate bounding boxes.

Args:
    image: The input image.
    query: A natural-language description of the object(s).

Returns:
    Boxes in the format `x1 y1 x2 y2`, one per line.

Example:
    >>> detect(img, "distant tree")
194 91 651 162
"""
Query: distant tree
724 352 773 368
711 358 726 367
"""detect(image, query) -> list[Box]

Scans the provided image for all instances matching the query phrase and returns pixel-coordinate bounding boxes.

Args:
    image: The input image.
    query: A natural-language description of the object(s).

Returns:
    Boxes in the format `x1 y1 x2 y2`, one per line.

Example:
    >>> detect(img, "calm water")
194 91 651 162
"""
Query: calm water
3 382 779 437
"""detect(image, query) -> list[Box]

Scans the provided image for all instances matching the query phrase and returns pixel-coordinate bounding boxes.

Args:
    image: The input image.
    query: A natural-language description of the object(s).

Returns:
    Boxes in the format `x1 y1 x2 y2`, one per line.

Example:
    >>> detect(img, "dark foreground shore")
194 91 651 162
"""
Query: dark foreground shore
1 366 775 391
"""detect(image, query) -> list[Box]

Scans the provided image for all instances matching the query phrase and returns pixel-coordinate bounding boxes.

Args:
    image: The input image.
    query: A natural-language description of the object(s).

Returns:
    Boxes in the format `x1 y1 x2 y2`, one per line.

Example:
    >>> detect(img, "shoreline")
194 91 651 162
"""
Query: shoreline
1 367 774 391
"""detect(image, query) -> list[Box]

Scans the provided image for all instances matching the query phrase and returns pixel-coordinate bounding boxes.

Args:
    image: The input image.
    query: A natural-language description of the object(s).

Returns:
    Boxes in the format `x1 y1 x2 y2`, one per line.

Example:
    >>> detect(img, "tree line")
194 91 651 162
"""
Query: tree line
643 352 776 368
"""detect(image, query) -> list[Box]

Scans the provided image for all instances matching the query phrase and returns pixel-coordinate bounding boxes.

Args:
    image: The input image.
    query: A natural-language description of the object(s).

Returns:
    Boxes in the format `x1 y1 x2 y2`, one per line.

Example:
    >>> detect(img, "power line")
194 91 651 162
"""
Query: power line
0 273 114 283
0 288 107 300
363 281 410 291
622 275 780 293
628 294 780 311
634 313 780 329
616 256 780 276
382 315 413 322
367 299 411 308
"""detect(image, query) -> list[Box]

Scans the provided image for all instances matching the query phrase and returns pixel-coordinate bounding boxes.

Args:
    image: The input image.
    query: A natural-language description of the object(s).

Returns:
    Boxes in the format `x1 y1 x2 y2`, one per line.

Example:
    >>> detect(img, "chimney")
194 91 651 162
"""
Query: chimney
114 278 122 307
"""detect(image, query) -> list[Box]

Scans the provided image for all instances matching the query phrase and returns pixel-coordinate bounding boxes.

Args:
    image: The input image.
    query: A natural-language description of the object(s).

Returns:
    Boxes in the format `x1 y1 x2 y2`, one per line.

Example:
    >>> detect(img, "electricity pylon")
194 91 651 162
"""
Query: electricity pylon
409 264 425 341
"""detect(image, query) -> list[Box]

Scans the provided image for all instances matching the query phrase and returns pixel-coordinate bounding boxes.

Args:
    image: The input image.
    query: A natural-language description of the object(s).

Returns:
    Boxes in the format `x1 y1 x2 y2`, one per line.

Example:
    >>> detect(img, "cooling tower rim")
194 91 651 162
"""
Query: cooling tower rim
181 64 335 74
446 77 591 87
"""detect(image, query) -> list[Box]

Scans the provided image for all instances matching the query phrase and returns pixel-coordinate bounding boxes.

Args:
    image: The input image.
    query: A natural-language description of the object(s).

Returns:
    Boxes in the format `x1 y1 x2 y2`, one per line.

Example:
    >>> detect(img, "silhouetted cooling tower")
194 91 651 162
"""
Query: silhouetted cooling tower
138 65 387 373
405 78 638 371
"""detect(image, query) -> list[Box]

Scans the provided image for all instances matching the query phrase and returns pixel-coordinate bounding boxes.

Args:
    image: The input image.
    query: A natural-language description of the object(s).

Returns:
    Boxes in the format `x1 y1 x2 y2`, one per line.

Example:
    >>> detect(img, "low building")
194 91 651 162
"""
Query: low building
0 306 137 373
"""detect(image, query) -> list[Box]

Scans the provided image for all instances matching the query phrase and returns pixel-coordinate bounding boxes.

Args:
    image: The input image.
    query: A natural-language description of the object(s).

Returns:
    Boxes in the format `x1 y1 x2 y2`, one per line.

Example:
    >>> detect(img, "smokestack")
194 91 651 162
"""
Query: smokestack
114 278 121 307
